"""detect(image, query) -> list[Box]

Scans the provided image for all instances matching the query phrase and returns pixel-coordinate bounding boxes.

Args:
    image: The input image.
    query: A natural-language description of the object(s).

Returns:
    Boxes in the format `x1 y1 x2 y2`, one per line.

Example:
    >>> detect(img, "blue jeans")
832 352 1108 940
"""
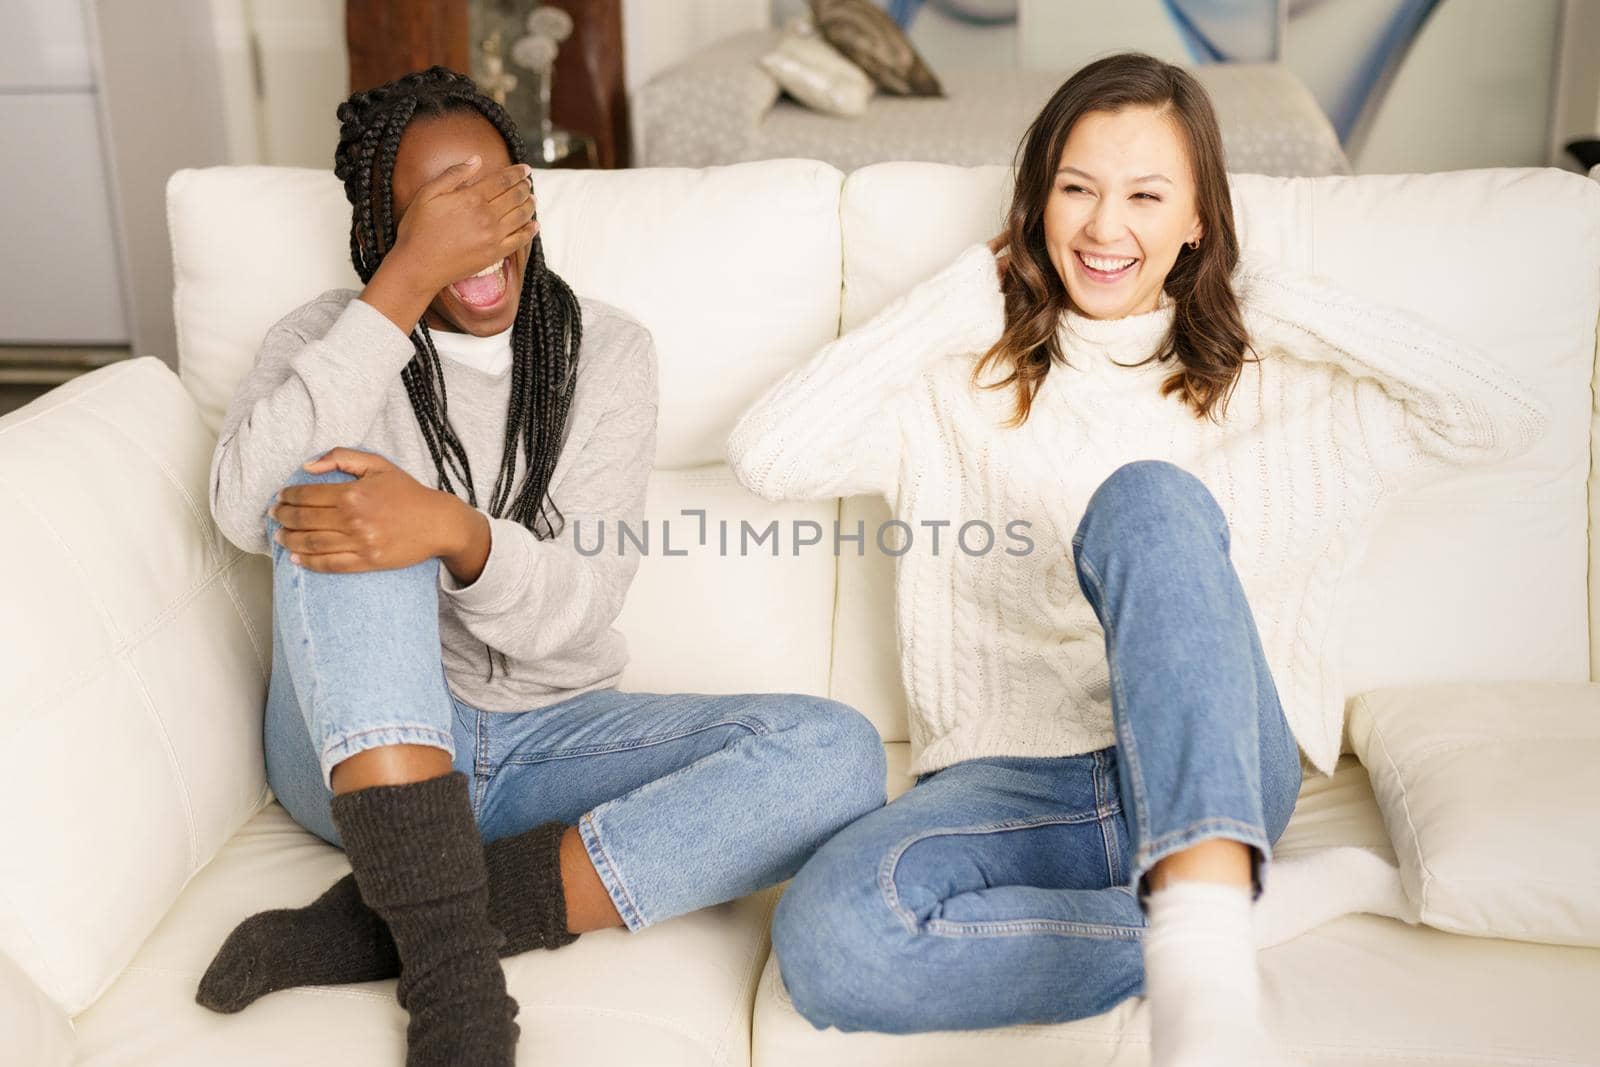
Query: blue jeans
771 461 1302 1033
263 462 887 931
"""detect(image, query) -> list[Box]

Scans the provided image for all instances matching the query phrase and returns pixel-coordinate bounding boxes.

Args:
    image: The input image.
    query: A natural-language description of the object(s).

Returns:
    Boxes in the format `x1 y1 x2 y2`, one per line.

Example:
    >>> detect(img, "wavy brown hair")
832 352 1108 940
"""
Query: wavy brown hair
973 52 1254 426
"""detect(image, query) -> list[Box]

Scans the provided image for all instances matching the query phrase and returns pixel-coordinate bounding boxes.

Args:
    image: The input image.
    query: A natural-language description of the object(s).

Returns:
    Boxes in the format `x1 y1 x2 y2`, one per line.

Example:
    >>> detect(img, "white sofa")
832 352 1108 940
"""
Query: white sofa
2 159 1598 1066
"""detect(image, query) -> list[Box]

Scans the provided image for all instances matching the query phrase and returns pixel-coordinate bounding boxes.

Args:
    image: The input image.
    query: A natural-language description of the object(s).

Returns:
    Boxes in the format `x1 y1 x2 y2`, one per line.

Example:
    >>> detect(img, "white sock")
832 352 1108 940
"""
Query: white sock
1253 847 1420 949
1143 881 1302 1067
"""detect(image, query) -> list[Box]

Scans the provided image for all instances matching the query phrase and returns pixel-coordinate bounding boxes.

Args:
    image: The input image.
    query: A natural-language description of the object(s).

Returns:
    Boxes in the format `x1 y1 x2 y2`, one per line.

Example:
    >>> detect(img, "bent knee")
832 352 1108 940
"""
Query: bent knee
1075 460 1224 547
792 697 888 813
772 855 900 1030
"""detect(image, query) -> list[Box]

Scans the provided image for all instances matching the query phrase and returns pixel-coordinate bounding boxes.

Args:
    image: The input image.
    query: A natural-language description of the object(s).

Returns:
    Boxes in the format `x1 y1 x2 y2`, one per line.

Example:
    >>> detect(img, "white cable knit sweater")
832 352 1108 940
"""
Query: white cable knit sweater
727 242 1549 778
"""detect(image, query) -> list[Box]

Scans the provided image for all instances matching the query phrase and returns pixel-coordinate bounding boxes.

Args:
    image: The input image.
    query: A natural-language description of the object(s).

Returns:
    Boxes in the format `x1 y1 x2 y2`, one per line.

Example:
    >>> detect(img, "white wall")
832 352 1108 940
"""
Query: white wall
249 0 348 168
210 0 347 168
92 0 232 366
622 0 769 94
1550 0 1600 170
210 0 263 164
0 0 130 345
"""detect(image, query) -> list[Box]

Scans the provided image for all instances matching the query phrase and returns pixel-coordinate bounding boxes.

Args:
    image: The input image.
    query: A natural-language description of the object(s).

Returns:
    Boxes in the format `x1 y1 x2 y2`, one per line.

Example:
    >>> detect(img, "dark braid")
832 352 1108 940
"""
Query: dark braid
334 67 583 683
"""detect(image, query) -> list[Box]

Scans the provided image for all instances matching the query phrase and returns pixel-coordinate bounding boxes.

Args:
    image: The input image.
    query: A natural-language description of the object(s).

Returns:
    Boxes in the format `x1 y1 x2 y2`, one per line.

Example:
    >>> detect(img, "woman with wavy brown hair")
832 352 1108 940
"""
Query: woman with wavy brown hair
729 51 1546 1065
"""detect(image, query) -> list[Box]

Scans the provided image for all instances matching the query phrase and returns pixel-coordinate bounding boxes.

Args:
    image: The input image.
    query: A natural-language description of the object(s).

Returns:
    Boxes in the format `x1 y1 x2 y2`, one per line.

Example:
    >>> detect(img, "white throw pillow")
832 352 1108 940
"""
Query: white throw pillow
1347 681 1600 947
759 25 874 117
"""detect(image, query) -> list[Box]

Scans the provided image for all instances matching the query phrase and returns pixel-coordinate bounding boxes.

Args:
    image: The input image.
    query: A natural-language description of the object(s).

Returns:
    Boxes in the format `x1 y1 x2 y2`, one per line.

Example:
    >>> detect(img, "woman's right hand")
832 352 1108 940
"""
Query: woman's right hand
360 157 538 332
389 157 537 294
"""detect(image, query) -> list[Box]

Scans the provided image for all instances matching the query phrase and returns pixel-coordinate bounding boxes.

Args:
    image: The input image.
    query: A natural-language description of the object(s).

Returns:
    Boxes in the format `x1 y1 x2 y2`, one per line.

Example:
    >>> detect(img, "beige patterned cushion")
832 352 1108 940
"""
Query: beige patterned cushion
761 26 876 117
810 0 942 97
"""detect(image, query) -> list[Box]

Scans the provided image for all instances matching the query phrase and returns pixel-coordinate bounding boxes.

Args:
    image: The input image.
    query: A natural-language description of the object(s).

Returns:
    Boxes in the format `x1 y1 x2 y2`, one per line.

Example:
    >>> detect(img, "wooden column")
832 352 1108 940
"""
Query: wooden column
546 0 630 168
346 0 470 93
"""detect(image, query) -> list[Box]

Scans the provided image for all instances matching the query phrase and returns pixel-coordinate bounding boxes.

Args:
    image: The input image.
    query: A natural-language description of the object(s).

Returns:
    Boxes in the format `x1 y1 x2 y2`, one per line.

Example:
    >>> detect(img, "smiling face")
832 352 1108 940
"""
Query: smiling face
388 110 527 335
1043 105 1203 321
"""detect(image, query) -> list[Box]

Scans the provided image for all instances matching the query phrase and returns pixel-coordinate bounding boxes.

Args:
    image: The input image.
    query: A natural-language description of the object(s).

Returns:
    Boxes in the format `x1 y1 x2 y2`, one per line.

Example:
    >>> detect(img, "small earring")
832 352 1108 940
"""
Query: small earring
1187 238 1200 249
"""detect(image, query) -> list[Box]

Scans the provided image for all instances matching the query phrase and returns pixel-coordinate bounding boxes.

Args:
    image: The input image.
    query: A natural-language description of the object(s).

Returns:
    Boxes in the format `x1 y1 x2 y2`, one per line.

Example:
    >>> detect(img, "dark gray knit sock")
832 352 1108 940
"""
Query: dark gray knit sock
485 819 580 955
196 818 575 1013
329 771 519 1067
195 871 400 1013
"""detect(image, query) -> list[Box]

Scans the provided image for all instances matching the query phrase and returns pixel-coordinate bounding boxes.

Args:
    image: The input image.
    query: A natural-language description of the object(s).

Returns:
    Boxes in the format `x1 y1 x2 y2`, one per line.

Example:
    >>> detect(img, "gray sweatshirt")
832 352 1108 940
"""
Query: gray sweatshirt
208 290 658 713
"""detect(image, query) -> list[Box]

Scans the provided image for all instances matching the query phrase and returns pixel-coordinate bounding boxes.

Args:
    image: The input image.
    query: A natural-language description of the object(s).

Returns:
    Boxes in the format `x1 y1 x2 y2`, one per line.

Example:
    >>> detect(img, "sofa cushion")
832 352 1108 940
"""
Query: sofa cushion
69 803 776 1066
168 159 845 472
0 358 272 1014
829 163 1599 750
753 745 1600 1066
0 948 72 1067
809 0 942 98
1348 681 1600 947
617 465 838 698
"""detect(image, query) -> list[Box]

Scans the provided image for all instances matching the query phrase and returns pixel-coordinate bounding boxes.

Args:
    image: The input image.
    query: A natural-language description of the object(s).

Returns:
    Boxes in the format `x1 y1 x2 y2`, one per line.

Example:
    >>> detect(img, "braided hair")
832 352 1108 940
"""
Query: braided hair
333 66 582 683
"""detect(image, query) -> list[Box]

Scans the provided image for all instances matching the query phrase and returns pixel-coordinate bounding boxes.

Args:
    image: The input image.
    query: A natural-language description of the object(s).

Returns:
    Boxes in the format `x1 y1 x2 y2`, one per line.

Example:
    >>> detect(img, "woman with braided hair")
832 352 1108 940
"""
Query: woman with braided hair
197 67 886 1065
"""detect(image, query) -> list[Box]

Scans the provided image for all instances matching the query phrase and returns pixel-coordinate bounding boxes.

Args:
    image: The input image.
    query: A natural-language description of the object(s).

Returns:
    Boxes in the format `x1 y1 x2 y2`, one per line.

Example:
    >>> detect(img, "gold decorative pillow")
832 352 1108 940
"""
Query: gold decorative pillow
808 0 943 97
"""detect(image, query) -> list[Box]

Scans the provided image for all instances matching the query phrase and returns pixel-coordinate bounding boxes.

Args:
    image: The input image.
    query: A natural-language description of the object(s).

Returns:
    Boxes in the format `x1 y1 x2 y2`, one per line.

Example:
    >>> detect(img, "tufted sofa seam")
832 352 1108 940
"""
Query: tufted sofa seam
76 402 221 571
70 398 273 687
0 477 199 878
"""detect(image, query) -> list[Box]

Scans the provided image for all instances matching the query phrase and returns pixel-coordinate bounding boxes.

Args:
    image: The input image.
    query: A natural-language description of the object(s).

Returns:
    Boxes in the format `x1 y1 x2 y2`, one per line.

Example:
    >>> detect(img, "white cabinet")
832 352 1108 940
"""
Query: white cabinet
0 0 129 344
0 94 129 343
0 0 94 89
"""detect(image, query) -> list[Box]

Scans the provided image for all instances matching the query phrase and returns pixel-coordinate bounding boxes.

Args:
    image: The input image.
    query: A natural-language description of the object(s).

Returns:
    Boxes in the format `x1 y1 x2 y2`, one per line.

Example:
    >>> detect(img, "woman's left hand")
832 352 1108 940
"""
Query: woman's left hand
987 230 1011 279
270 448 455 573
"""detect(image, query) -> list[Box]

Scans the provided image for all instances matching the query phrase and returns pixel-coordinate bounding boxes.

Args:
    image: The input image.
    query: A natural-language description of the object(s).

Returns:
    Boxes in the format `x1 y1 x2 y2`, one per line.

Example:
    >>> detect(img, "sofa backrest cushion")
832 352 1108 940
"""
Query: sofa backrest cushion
0 358 272 1013
168 159 845 471
167 158 850 708
615 467 838 701
831 162 1599 743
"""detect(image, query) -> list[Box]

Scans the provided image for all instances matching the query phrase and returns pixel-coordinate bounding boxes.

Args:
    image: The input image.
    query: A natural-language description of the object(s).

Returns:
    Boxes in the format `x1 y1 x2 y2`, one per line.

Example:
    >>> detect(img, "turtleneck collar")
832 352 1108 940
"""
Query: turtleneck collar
1055 291 1177 384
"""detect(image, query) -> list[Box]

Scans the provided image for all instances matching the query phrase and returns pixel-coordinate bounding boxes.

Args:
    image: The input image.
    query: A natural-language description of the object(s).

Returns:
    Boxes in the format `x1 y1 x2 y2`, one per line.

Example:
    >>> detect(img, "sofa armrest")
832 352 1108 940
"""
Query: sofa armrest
633 29 784 166
0 948 72 1067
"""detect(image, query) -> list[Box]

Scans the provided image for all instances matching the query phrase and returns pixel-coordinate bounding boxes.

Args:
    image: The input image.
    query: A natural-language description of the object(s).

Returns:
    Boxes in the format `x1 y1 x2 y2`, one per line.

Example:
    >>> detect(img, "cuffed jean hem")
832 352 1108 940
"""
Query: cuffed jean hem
1131 816 1274 905
578 810 648 932
317 724 457 790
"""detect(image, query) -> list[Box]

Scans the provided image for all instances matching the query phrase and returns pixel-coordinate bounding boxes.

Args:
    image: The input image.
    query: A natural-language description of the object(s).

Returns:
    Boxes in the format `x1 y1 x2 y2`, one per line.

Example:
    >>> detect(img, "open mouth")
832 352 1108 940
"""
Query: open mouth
1075 250 1138 283
449 257 511 309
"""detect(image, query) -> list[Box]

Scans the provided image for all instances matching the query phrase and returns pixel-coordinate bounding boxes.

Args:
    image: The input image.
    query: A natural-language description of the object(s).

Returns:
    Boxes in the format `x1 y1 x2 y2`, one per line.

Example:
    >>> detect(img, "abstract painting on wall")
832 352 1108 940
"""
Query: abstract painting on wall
776 0 1449 149
1156 0 1444 143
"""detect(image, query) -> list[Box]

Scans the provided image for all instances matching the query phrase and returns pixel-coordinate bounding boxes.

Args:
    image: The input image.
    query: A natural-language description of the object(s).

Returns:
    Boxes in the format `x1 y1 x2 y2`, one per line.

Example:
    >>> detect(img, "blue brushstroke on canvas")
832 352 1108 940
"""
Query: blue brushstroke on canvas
1160 0 1441 142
